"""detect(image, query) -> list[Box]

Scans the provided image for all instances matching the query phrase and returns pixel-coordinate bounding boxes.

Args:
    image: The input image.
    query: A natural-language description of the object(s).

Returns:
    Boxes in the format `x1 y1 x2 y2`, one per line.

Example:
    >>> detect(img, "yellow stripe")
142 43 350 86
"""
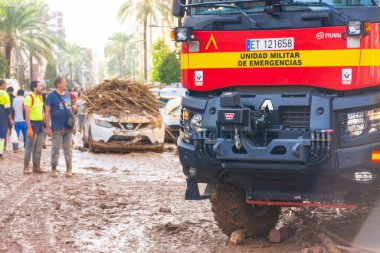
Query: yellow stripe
361 49 380 66
181 49 380 70
372 153 380 160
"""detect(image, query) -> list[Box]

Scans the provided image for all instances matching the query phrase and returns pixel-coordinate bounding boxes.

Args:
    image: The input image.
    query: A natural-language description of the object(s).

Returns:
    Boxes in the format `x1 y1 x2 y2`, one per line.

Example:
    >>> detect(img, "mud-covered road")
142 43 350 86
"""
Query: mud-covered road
1 136 380 253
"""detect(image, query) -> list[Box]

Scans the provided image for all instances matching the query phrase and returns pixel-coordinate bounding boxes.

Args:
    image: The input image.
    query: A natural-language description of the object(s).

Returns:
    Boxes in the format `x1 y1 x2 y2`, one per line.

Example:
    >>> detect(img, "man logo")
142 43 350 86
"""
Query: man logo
225 113 235 120
260 99 274 112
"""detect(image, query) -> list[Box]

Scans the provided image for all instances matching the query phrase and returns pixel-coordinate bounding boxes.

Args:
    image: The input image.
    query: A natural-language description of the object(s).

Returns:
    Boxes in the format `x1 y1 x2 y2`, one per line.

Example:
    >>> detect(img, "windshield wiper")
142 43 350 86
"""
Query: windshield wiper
216 4 259 26
180 0 260 27
184 0 262 7
285 1 349 22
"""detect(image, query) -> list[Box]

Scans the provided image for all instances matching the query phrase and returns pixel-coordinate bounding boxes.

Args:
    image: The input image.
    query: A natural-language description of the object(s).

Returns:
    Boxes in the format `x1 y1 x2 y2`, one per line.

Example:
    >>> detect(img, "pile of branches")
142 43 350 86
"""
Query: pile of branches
81 79 163 119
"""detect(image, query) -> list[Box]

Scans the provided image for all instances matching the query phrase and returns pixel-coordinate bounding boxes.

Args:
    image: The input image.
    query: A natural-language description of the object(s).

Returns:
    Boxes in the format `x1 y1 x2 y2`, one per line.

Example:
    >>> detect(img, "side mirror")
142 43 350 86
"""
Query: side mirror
172 0 186 18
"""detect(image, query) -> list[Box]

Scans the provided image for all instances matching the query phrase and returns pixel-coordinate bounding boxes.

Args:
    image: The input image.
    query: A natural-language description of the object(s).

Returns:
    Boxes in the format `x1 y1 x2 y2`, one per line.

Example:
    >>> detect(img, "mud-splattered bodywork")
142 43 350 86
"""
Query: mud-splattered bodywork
83 113 165 151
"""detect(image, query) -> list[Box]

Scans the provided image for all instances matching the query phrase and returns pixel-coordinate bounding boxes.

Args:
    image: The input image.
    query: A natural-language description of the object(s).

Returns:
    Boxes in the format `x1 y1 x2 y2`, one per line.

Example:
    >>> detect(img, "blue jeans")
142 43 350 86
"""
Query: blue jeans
78 114 84 130
14 121 27 147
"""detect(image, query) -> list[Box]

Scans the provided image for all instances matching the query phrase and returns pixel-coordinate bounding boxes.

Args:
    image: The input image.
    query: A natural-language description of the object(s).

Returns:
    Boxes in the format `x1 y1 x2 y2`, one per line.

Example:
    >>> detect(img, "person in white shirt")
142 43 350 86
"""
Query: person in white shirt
12 89 26 151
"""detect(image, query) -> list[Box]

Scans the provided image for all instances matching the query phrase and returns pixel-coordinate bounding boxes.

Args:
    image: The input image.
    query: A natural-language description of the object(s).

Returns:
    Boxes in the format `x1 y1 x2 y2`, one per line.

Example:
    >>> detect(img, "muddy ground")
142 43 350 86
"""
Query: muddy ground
1 136 380 253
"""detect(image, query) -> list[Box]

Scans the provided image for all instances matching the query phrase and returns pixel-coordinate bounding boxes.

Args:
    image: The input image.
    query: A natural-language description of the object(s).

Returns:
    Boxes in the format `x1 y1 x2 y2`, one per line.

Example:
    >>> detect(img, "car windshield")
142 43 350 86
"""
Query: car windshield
190 0 376 15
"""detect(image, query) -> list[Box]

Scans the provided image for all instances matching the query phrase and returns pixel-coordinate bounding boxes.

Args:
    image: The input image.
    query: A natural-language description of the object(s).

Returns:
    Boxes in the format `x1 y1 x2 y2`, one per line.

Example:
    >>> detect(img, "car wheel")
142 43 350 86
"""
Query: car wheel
154 144 164 153
82 127 89 148
88 128 96 153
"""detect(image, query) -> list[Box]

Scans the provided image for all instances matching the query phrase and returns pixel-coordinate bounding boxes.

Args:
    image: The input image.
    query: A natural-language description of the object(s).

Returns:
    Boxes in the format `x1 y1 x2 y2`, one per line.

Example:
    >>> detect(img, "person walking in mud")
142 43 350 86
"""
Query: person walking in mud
0 80 13 160
45 76 75 178
24 81 46 174
12 89 27 151
5 87 15 150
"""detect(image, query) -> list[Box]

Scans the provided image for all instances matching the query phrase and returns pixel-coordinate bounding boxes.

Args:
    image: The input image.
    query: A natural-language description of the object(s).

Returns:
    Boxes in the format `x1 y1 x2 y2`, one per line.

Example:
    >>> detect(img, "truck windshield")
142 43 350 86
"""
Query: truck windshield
190 0 376 15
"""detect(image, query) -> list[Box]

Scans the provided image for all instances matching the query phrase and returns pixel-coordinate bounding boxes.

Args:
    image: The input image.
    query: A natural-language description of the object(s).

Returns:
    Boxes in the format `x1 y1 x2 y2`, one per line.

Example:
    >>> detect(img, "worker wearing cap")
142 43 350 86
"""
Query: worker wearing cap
24 81 46 174
0 79 14 160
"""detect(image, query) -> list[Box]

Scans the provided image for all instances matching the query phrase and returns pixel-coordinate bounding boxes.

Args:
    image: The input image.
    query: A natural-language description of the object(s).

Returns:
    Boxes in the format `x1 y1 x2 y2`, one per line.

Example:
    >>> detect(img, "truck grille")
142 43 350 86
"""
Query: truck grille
280 106 310 128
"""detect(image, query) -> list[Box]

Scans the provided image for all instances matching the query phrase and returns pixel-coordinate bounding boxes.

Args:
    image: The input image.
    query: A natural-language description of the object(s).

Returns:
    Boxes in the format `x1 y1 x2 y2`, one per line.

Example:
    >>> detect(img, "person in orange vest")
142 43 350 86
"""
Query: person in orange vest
24 81 46 174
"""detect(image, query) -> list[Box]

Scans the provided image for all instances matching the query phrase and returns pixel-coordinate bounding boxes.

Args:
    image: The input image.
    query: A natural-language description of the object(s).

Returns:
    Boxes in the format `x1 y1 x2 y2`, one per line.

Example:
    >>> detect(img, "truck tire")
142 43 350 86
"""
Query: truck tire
210 184 281 237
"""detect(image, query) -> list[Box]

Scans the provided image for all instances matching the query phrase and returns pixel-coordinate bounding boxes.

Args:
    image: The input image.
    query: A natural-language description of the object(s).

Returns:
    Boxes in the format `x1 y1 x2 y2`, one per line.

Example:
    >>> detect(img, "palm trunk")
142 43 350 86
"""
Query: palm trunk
143 17 148 82
119 56 123 77
5 43 12 79
69 63 73 84
76 66 80 84
29 52 33 82
121 45 125 77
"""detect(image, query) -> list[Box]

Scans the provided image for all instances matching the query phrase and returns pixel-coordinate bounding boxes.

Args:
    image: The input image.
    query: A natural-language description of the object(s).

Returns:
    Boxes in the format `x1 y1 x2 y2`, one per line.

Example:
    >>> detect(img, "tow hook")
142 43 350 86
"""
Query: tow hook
234 125 242 149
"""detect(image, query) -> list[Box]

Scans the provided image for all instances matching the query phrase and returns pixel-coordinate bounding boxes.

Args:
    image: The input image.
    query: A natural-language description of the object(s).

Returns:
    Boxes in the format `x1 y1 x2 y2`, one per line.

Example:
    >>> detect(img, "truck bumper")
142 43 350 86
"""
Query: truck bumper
179 90 380 203
179 139 380 190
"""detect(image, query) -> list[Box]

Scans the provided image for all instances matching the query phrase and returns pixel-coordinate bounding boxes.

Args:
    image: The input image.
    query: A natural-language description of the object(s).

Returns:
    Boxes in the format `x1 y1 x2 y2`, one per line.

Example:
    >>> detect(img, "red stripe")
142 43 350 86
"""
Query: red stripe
372 151 380 155
246 200 357 209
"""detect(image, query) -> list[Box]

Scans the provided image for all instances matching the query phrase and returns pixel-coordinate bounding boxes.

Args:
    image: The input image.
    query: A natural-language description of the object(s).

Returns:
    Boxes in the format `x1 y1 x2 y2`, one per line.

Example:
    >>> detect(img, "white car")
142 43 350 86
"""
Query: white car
158 84 186 103
82 113 165 153
161 97 181 142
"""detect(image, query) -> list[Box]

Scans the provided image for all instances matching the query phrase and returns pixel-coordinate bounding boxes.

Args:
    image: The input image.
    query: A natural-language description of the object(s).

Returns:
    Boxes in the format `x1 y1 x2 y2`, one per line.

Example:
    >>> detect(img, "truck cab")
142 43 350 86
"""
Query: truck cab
173 0 380 237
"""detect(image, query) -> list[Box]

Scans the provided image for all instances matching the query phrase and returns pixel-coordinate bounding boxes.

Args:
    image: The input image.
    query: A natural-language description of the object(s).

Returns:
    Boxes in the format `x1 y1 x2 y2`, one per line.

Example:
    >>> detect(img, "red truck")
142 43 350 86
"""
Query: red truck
172 0 380 237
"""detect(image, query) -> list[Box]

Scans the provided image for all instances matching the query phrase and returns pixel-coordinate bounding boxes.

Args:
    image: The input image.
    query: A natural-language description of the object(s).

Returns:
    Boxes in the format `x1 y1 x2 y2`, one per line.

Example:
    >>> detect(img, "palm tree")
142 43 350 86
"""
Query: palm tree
118 0 170 82
0 0 56 78
61 43 91 85
105 32 133 77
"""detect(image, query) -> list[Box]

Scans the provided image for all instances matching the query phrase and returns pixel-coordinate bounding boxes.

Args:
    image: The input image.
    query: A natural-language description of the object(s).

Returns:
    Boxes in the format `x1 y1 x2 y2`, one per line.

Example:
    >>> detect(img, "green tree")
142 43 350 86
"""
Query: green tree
44 63 57 88
151 38 169 82
105 32 133 77
0 0 56 78
118 0 170 82
158 52 180 85
61 43 91 86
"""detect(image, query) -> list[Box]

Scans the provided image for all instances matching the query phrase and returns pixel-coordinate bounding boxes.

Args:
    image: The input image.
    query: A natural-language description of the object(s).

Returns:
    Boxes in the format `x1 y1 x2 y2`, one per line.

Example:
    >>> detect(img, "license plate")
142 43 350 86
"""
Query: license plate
246 37 294 51
123 130 135 135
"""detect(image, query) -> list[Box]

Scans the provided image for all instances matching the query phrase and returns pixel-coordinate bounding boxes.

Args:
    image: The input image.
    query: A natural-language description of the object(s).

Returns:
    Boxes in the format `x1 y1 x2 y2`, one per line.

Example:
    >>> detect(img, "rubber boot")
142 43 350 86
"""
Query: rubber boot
24 160 31 174
0 138 4 160
66 165 73 178
51 166 58 178
33 164 47 174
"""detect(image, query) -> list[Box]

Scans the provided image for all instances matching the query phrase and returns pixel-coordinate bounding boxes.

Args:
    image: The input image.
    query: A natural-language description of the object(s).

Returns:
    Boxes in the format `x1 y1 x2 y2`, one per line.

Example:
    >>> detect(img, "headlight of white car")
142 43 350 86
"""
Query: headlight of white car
94 119 113 128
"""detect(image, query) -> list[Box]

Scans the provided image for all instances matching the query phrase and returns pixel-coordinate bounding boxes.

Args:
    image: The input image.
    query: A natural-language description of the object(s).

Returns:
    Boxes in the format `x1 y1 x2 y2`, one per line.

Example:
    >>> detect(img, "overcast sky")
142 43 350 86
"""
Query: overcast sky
45 0 133 59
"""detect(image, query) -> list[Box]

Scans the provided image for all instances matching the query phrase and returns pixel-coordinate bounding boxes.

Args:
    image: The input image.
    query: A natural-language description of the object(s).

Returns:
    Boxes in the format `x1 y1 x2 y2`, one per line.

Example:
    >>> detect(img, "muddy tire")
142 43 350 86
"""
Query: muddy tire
82 127 89 148
154 144 164 153
88 129 96 153
83 139 89 149
210 185 281 237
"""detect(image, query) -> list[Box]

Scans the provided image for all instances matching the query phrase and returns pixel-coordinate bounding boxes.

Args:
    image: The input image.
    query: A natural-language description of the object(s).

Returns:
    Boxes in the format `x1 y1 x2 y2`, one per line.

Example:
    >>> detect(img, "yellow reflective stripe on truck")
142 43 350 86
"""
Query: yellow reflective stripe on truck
180 49 380 69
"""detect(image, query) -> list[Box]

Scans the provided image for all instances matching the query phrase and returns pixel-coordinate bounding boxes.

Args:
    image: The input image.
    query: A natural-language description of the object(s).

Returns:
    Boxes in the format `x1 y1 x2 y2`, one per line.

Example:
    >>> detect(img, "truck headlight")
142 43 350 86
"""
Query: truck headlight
190 114 203 129
94 119 113 128
180 109 203 143
368 109 380 133
173 27 193 42
346 21 371 36
340 108 380 138
346 112 366 137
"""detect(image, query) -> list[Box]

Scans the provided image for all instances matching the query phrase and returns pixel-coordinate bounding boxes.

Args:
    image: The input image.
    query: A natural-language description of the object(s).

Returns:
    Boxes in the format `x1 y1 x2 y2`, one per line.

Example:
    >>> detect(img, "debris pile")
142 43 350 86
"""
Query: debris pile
81 79 163 119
